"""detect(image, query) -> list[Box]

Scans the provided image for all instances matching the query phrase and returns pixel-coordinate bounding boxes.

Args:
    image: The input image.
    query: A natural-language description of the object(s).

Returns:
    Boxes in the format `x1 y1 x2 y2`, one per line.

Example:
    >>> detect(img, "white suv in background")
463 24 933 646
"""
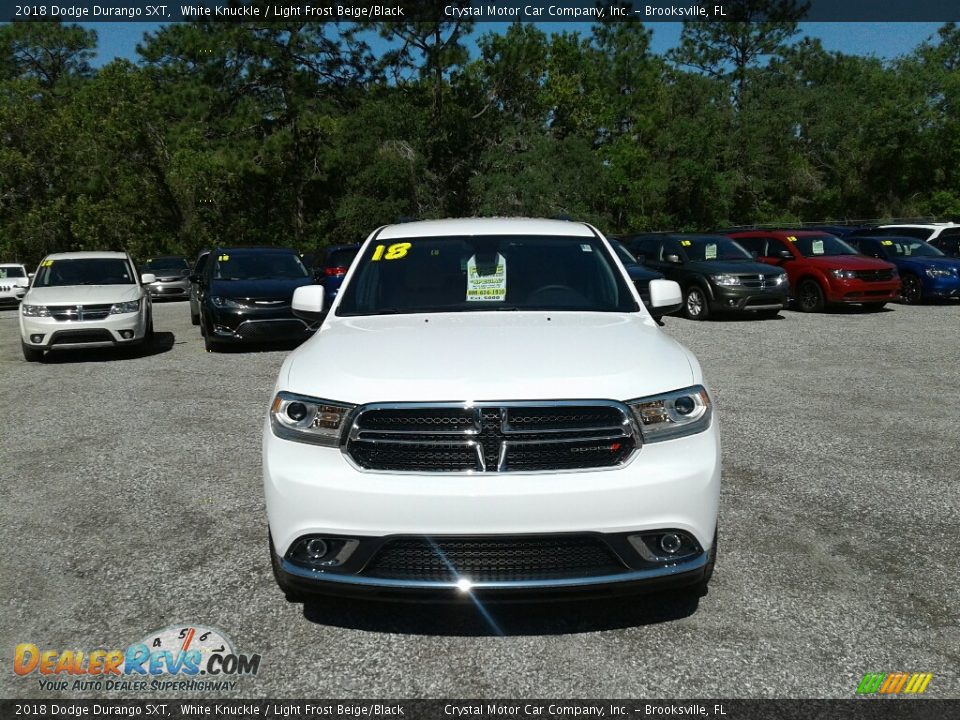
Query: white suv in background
19 251 155 362
0 263 30 308
263 218 720 603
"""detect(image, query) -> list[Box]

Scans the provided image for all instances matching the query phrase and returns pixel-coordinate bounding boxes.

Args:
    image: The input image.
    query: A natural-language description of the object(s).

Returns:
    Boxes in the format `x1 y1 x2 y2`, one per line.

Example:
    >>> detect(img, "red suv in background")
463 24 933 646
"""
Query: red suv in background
726 230 900 312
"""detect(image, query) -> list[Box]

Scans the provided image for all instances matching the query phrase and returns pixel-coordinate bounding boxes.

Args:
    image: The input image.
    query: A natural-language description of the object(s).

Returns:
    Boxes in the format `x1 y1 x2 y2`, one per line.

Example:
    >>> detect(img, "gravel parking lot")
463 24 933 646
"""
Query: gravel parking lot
1 300 958 699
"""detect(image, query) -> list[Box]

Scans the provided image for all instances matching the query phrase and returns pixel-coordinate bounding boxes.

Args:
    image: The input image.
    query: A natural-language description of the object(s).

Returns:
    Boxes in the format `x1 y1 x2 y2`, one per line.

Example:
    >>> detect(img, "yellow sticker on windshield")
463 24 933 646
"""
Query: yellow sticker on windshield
218 254 229 262
786 236 797 242
40 260 53 267
881 240 893 246
371 242 411 261
681 240 692 247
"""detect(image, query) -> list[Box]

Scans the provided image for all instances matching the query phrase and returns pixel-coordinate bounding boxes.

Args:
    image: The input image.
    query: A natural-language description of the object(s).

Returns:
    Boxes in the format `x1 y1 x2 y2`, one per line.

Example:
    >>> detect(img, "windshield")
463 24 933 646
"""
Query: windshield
882 239 945 258
336 234 639 316
213 252 309 280
790 234 857 257
609 240 638 266
682 238 752 261
145 257 189 271
0 266 25 278
33 258 135 287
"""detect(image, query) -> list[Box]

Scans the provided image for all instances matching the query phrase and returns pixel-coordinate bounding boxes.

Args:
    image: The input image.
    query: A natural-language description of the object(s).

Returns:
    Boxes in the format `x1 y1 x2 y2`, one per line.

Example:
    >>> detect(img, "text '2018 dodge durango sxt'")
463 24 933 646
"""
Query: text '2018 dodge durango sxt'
262 218 720 602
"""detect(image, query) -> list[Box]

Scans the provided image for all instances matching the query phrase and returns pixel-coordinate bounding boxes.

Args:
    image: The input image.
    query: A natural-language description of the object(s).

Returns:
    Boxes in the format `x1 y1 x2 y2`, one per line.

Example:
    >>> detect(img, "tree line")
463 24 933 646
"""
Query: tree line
2 10 959 264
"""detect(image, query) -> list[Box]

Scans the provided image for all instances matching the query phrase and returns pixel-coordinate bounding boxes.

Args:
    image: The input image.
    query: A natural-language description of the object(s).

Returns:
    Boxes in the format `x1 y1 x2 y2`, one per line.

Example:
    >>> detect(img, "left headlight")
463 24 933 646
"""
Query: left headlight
831 269 857 280
21 304 49 317
711 274 741 286
109 300 140 314
926 267 954 278
627 385 712 442
771 273 788 285
270 392 355 447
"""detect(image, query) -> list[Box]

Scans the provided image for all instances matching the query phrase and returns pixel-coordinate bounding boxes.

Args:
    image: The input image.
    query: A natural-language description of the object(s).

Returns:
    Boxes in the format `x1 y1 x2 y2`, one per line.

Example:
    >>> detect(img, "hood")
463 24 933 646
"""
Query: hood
24 285 141 305
208 277 313 299
800 255 895 271
687 259 782 275
283 313 697 404
894 256 960 273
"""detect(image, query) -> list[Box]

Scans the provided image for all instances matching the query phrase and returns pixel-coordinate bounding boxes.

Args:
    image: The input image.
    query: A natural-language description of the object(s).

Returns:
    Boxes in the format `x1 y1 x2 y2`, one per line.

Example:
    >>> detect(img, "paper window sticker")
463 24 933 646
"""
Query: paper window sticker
705 244 718 260
811 240 824 254
581 244 592 252
466 253 507 302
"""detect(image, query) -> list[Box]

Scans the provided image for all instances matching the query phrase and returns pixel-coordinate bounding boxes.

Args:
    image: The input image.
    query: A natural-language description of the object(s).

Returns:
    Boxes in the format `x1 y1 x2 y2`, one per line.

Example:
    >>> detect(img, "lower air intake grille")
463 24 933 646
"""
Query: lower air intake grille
362 536 625 582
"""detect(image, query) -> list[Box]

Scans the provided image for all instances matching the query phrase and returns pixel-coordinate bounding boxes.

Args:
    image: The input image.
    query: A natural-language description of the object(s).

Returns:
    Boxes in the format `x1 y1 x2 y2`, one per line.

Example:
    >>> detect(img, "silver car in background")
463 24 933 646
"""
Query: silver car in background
144 256 191 301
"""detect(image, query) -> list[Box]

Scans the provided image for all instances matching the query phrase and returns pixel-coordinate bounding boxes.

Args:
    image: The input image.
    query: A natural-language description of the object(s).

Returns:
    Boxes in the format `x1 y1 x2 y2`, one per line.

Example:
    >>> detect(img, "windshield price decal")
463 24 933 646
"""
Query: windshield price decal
681 240 692 247
786 235 798 242
371 242 411 261
218 255 229 262
882 240 894 245
466 254 507 302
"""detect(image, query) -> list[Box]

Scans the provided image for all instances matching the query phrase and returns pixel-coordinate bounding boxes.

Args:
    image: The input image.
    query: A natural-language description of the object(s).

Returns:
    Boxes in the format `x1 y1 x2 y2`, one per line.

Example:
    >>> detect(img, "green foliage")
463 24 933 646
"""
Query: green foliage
2 14 959 266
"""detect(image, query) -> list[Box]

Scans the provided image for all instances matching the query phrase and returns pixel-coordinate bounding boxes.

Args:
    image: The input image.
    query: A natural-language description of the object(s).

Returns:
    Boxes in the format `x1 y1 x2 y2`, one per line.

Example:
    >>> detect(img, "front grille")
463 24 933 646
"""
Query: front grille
50 304 113 321
737 274 783 288
237 297 291 309
362 535 626 582
235 319 307 339
346 402 636 473
50 329 113 345
855 269 894 282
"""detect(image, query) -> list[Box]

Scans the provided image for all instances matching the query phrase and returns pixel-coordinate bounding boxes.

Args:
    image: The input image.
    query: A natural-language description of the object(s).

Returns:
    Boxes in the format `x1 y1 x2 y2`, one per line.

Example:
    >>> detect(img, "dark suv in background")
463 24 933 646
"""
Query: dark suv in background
193 247 317 352
316 244 360 307
623 233 789 320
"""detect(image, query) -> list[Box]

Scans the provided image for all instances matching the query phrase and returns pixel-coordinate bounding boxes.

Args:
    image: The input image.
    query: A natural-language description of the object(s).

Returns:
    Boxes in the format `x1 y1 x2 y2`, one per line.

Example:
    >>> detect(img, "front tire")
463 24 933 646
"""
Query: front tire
796 279 825 312
684 286 710 321
21 341 43 362
900 274 922 304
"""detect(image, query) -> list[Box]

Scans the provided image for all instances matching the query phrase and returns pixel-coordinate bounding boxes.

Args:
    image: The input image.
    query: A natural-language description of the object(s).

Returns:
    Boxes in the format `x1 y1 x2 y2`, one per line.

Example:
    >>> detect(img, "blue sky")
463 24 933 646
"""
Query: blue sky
83 22 944 66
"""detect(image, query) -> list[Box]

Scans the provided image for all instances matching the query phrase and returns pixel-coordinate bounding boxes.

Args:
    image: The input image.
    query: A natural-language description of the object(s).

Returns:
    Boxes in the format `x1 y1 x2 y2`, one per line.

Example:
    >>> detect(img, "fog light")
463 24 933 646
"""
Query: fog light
660 533 682 554
305 538 329 560
30 334 43 343
286 402 308 422
119 330 134 339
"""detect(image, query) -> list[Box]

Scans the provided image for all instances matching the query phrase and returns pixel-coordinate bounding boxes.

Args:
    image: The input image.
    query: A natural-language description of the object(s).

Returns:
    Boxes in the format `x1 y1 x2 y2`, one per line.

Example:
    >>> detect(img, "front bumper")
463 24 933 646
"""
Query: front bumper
206 306 313 343
263 420 720 596
148 278 190 299
824 278 901 303
921 275 960 299
710 285 789 312
20 311 147 349
0 289 26 307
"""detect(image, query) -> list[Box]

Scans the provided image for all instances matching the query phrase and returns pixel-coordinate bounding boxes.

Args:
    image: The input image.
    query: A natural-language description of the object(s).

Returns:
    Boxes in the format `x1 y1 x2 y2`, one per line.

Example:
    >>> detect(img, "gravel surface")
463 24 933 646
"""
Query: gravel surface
1 300 958 699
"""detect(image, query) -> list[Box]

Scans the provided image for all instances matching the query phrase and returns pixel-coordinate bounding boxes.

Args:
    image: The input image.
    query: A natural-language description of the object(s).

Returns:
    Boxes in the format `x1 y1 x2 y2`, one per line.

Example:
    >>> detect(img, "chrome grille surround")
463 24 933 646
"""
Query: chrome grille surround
736 273 784 288
49 304 113 322
343 400 639 474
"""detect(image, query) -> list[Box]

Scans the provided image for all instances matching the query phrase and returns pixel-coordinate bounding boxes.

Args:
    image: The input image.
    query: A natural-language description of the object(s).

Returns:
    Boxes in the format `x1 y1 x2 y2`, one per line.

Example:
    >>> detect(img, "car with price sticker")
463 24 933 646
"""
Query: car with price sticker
263 217 720 601
18 251 155 362
625 233 789 320
844 235 960 303
727 230 901 312
193 246 317 352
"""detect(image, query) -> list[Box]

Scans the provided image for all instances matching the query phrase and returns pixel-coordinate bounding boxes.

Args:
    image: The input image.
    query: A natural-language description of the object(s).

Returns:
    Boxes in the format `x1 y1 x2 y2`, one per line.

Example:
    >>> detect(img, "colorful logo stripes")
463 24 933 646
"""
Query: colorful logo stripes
856 672 932 695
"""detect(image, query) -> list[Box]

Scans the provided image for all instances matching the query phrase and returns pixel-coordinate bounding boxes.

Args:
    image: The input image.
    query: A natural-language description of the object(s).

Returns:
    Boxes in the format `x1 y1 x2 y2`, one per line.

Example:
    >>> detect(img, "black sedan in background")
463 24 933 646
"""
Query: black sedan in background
193 247 317 352
623 234 789 320
608 238 666 315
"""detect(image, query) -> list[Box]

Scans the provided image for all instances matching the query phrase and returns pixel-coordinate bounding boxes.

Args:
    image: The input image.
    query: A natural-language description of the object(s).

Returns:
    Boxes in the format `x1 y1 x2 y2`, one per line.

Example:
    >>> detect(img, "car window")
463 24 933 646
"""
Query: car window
767 239 791 256
213 252 309 280
660 239 683 261
732 237 764 255
145 257 189 271
679 238 752 261
883 239 944 257
937 237 960 256
884 227 935 240
609 240 637 266
33 258 135 287
326 248 360 269
194 254 209 275
0 266 26 278
789 234 857 257
336 234 639 316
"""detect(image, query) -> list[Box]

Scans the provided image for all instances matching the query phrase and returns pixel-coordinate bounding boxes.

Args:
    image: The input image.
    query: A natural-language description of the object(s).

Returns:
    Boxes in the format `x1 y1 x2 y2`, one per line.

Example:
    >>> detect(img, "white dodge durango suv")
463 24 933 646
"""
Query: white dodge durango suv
19 251 155 361
263 218 720 601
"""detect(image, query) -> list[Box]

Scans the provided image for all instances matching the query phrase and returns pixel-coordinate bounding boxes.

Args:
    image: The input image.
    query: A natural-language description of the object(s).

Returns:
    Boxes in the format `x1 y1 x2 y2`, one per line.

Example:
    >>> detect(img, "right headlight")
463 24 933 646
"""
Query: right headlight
270 392 355 446
210 296 244 309
925 267 953 278
627 385 712 442
21 304 50 317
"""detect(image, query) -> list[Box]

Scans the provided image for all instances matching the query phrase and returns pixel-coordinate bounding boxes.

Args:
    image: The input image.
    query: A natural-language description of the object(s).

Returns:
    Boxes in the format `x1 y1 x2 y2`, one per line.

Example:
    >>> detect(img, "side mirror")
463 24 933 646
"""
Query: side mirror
648 279 683 317
141 273 156 284
665 254 681 264
778 250 792 260
292 285 326 322
28 272 35 280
